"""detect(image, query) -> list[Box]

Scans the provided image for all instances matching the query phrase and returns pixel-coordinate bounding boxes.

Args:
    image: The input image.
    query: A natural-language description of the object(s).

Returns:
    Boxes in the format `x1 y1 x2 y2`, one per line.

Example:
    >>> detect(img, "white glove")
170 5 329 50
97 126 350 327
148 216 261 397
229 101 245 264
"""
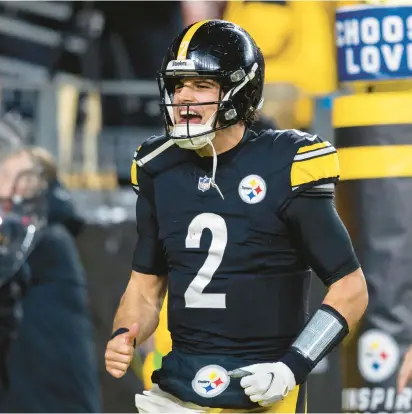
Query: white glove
228 362 296 407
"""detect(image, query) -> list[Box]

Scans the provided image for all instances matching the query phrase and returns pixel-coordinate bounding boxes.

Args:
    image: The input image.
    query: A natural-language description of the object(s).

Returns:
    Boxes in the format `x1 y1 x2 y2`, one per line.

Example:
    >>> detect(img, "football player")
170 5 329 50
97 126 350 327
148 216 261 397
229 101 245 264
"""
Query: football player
105 20 368 413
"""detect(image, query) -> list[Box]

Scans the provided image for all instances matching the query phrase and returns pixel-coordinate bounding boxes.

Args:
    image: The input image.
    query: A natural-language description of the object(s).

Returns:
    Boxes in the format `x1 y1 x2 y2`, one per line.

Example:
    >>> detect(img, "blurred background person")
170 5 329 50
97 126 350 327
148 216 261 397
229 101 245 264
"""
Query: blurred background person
0 122 33 392
30 146 85 238
0 119 101 413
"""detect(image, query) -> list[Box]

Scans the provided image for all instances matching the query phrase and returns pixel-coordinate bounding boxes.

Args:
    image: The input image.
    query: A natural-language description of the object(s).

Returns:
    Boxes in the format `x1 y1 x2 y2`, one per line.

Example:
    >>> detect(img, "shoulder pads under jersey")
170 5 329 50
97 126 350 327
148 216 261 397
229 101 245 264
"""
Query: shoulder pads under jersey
276 129 340 193
130 135 191 194
130 135 166 193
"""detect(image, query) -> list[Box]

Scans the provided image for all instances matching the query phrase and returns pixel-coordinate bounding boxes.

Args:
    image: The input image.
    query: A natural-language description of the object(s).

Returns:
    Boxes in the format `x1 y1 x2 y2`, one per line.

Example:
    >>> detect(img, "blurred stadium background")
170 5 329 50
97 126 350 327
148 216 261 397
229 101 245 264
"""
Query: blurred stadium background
1 0 412 412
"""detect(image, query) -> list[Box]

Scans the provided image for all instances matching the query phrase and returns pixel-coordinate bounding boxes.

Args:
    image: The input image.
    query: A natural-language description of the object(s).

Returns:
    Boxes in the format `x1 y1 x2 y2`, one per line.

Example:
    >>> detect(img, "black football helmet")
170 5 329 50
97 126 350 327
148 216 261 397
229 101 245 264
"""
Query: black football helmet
157 19 265 149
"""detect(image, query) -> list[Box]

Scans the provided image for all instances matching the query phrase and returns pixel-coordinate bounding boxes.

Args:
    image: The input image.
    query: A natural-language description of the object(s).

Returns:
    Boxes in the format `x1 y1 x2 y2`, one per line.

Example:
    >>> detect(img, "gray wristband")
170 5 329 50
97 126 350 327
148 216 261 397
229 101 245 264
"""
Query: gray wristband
291 304 349 364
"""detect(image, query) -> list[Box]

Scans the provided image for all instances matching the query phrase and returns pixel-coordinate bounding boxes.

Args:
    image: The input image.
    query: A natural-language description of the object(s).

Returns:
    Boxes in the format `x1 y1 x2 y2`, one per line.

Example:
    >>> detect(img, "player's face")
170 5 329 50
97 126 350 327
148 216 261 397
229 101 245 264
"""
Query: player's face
0 151 40 201
172 78 220 126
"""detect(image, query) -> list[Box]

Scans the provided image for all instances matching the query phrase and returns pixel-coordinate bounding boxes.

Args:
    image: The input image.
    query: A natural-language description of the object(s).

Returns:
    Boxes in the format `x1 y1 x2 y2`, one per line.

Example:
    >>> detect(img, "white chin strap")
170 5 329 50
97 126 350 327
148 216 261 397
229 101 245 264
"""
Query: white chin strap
170 114 217 150
206 137 224 200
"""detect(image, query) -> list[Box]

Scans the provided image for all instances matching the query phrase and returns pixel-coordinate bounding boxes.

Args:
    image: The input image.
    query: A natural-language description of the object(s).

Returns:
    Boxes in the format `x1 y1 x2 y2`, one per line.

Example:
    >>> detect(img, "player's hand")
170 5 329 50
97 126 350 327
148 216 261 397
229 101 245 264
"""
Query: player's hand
398 346 412 393
105 323 138 379
228 362 296 407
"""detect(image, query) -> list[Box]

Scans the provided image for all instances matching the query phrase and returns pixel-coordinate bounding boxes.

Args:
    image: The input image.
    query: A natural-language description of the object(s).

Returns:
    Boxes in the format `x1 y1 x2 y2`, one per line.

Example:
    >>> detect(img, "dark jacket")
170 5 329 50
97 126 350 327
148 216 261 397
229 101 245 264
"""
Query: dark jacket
0 180 101 413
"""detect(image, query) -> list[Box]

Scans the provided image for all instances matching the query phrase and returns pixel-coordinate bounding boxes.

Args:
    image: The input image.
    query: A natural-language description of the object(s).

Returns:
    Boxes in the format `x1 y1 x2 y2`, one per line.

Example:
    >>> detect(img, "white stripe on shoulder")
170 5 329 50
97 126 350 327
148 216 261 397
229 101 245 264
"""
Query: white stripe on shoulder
136 139 175 167
293 145 335 161
275 129 315 139
292 183 335 192
313 183 335 190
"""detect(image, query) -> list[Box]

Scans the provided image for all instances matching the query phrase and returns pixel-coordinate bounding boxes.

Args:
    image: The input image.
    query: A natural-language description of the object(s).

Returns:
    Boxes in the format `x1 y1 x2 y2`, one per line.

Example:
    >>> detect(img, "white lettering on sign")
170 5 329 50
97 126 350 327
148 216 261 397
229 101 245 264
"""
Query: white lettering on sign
361 17 380 44
381 44 403 70
345 48 361 74
408 43 412 69
342 44 412 75
344 19 361 46
337 15 409 46
336 21 345 47
336 13 412 77
407 15 412 40
342 387 412 412
382 15 404 43
361 46 381 73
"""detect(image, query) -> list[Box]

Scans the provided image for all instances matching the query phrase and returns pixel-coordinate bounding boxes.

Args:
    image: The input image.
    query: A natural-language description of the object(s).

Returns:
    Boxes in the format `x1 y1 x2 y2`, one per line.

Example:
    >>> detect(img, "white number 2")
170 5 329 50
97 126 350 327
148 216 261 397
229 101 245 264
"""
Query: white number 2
184 213 227 309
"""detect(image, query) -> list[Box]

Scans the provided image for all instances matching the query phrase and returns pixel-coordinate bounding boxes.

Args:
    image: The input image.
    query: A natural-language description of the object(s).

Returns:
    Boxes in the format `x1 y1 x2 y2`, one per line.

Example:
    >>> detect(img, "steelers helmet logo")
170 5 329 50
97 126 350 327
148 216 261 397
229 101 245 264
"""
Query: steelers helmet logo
192 365 230 398
238 175 267 204
358 329 400 383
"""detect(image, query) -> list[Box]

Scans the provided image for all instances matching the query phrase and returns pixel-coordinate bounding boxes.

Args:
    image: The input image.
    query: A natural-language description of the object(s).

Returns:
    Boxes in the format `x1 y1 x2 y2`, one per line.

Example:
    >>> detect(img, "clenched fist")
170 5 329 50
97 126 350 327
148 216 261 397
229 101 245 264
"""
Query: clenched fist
105 323 139 378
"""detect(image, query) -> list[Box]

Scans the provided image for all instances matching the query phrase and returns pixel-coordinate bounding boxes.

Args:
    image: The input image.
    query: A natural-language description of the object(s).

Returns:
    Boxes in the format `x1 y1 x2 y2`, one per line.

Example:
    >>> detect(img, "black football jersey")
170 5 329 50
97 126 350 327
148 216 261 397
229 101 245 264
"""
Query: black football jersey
131 128 340 408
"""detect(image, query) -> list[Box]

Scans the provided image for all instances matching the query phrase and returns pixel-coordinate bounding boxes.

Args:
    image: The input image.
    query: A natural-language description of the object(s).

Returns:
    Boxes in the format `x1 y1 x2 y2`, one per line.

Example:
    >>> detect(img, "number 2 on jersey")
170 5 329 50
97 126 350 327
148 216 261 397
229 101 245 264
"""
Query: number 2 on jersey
184 213 227 309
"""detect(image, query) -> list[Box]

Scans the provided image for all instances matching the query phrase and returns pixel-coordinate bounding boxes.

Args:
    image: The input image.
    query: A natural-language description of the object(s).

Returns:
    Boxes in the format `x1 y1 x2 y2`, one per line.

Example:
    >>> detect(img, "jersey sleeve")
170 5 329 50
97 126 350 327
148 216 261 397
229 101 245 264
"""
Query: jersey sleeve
289 133 340 195
130 148 168 276
282 194 360 287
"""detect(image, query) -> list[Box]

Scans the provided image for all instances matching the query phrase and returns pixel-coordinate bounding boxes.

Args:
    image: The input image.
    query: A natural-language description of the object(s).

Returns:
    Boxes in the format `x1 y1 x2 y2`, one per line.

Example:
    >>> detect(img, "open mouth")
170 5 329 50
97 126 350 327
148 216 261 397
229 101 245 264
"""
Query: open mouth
178 109 203 125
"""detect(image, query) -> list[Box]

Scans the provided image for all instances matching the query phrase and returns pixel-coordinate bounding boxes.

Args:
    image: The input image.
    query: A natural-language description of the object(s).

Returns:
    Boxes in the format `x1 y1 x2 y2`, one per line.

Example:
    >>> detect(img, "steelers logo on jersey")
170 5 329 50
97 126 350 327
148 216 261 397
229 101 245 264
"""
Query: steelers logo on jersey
192 365 230 398
238 174 267 204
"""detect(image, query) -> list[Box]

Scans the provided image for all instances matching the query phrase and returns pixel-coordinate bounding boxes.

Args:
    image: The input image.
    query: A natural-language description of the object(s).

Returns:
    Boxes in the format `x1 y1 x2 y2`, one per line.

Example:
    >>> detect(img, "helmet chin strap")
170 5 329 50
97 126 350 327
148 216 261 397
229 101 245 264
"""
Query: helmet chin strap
169 110 217 150
169 110 224 200
205 136 224 200
172 111 224 199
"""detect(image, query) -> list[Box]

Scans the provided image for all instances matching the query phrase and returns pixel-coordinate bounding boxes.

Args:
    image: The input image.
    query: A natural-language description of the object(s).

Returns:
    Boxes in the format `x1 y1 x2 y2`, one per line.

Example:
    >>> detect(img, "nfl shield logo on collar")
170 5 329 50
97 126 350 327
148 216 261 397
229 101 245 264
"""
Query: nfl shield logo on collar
198 176 211 192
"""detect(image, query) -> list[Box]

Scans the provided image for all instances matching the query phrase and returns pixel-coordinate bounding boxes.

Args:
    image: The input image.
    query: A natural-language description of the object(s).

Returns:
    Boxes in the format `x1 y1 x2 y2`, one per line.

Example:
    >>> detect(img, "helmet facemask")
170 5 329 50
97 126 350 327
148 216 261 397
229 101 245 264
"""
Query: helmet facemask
157 62 260 151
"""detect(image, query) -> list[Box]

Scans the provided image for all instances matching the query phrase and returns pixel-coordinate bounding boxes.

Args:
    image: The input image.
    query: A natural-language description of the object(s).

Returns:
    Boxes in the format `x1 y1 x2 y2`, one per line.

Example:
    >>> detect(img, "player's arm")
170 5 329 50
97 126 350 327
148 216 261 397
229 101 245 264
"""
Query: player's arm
279 193 368 378
230 135 368 406
230 194 368 406
273 140 368 388
112 164 168 344
112 270 167 347
284 193 368 329
106 159 168 379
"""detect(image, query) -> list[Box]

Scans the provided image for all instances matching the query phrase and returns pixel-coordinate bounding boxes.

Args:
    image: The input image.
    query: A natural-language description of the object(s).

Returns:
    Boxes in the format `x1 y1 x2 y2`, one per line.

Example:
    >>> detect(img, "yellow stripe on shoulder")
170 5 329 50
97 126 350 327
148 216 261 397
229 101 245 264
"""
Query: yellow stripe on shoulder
130 160 138 186
131 145 142 187
297 141 329 154
291 152 340 188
